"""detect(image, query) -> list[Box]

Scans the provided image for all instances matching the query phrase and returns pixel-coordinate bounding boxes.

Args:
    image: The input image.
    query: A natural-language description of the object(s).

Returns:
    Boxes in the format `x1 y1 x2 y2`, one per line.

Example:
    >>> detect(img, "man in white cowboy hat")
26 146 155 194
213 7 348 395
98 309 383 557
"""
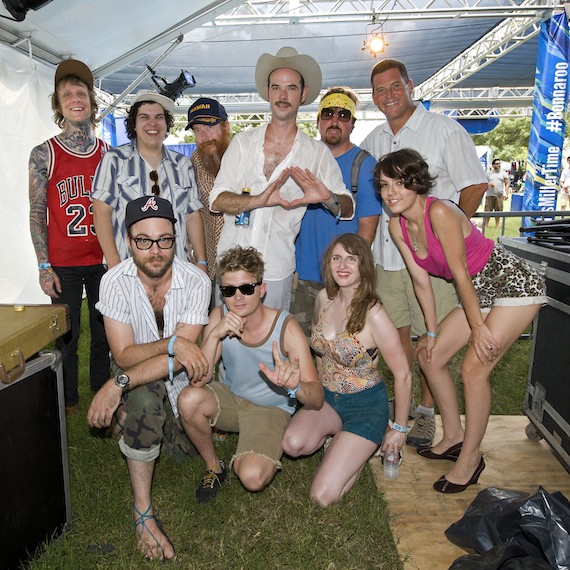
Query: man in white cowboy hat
92 90 206 271
209 46 354 311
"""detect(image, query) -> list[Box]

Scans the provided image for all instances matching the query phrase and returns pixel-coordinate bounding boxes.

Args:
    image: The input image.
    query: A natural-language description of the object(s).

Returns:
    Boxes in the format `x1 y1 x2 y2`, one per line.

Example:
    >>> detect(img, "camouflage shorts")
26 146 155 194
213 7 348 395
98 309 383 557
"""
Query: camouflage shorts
120 380 197 463
290 278 322 338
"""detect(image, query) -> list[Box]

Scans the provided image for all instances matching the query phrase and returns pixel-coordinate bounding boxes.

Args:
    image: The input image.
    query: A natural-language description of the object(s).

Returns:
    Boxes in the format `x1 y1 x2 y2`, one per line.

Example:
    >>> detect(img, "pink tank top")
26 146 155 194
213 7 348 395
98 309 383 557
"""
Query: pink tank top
400 196 494 280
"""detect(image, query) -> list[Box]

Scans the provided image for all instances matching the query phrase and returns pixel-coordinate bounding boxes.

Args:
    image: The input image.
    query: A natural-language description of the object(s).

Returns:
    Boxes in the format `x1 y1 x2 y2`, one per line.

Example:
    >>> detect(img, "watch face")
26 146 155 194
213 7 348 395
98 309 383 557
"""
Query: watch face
116 374 130 389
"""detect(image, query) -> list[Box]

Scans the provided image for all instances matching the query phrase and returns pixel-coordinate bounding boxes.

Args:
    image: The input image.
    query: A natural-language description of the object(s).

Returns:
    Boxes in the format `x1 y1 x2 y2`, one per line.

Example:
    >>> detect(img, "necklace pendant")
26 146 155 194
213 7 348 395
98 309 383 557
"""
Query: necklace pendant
412 241 419 252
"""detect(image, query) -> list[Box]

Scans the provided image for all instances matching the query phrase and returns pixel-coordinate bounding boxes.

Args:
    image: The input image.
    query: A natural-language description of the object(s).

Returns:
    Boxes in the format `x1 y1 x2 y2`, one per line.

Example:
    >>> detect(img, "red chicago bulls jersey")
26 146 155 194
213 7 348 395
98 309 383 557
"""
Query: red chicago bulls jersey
46 136 107 266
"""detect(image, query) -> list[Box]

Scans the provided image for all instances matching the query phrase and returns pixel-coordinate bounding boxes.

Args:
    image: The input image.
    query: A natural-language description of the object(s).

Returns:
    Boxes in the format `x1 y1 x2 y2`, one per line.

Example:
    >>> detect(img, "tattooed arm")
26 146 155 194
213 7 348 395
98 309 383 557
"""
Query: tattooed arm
29 142 61 298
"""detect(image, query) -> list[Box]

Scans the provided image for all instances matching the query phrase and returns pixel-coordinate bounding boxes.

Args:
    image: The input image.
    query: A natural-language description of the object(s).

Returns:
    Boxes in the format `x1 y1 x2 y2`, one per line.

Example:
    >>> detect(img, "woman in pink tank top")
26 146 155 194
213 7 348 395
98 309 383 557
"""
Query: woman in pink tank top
375 149 546 494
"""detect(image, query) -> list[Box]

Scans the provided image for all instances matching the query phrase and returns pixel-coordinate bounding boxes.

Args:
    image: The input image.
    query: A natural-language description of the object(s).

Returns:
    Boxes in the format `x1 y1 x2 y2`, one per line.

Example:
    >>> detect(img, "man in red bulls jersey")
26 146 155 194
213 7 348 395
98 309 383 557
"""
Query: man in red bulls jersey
29 59 110 415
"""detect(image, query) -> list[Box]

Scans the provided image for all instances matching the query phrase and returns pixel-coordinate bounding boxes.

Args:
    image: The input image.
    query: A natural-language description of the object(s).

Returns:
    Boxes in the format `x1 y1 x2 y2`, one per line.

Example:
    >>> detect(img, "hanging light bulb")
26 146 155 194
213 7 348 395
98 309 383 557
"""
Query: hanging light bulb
362 32 388 58
368 34 386 55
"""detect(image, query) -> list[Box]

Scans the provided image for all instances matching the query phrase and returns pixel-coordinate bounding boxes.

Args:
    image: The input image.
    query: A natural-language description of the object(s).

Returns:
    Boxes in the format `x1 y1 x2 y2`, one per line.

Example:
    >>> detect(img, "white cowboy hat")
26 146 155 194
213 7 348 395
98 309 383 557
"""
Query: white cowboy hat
130 90 175 113
255 46 322 105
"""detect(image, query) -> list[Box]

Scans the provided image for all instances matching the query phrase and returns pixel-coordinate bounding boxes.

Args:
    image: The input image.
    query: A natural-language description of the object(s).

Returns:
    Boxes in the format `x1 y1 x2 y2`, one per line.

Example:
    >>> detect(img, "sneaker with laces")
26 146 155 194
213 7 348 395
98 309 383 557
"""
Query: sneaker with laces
196 460 228 503
406 414 436 448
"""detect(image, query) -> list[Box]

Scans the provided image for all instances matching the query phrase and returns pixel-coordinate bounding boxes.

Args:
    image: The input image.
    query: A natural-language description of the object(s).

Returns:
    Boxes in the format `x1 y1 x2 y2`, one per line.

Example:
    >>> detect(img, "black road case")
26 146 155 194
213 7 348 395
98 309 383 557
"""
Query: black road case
501 237 570 474
0 351 71 569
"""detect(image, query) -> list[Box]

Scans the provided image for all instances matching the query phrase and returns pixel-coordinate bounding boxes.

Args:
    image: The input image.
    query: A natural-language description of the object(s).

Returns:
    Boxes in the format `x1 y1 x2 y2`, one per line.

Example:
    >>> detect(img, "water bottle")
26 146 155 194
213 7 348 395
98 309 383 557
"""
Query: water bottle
235 187 251 227
384 452 400 481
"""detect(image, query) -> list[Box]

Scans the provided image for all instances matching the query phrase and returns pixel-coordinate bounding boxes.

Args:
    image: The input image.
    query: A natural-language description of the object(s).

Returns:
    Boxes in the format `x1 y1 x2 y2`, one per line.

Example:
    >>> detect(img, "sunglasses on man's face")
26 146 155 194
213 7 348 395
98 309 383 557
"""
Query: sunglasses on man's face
219 282 262 298
319 108 353 123
150 170 160 196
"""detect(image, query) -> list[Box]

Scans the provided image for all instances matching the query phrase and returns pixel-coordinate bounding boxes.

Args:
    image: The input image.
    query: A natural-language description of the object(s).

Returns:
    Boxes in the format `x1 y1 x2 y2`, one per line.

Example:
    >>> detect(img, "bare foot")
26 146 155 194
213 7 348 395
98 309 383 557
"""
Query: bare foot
133 505 175 560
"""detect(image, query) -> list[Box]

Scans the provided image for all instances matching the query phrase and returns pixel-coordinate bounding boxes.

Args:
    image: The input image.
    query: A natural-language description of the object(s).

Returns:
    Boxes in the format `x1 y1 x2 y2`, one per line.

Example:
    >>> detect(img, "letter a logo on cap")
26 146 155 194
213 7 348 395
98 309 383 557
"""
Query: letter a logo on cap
141 197 159 212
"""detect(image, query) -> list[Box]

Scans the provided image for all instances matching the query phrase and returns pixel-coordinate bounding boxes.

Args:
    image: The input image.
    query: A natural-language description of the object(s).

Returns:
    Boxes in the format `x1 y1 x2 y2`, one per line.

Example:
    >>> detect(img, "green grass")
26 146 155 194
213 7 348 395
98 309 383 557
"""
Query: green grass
27 247 533 569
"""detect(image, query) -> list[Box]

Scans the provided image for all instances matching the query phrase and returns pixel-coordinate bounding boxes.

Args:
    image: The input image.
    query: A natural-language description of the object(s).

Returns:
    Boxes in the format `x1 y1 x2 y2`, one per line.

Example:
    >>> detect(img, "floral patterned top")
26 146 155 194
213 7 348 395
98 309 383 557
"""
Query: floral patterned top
310 300 382 394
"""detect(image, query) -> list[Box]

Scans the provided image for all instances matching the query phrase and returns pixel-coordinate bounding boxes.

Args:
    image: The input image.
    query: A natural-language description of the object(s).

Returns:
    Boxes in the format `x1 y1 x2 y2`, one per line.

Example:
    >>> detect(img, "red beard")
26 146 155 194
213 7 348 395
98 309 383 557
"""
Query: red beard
197 131 231 176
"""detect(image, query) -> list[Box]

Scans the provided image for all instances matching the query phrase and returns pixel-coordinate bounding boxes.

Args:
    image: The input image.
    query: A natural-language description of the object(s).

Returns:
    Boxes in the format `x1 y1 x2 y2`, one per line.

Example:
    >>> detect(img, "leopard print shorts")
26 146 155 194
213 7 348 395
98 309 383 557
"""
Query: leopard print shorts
472 244 547 308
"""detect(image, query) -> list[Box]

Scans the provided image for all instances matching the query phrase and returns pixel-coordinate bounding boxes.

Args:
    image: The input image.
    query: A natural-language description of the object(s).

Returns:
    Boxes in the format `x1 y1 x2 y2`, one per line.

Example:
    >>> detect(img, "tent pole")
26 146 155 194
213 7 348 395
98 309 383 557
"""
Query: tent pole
98 35 183 121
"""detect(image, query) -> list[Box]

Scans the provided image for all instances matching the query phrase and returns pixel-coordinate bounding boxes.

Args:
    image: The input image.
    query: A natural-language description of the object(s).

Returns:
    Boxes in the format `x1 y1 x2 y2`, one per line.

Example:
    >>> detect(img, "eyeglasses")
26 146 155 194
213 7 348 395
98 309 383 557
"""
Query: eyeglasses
129 236 175 250
319 108 353 123
219 282 262 298
149 170 160 196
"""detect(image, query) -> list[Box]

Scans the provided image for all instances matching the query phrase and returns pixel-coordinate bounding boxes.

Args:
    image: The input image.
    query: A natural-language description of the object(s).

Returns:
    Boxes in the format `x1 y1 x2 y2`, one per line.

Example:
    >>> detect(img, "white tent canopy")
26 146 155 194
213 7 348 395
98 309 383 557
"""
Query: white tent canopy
0 0 564 303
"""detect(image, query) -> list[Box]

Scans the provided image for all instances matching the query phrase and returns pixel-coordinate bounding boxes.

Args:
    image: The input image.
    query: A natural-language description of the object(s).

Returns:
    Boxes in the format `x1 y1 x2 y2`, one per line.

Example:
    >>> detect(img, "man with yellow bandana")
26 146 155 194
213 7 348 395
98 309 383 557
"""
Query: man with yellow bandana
291 87 382 336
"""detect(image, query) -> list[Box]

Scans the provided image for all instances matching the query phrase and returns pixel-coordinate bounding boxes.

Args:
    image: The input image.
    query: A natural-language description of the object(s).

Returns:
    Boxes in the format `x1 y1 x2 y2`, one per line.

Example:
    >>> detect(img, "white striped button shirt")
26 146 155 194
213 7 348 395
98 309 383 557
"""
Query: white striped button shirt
92 141 203 263
96 256 211 416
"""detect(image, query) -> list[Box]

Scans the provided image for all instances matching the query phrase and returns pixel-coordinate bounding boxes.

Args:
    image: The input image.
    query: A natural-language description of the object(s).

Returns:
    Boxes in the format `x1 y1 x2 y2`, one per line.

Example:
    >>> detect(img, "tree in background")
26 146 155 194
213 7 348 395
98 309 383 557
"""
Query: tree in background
472 117 531 163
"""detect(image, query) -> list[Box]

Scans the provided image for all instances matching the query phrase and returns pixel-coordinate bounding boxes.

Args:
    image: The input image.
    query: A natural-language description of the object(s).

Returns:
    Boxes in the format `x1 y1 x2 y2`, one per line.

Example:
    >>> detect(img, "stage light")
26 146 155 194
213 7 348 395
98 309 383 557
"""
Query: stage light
2 0 52 22
161 70 196 101
361 12 389 58
146 65 196 101
366 33 387 57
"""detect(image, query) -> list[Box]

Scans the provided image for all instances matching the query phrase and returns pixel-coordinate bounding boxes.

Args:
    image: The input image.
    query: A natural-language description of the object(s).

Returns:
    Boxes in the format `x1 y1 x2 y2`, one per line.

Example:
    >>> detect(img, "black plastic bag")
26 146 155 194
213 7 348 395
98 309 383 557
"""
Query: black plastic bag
445 486 570 570
449 542 553 570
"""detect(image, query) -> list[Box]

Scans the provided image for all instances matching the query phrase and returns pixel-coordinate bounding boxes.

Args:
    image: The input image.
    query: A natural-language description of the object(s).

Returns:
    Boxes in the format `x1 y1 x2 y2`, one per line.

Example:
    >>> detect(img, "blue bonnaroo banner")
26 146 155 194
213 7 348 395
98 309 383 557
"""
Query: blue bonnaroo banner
523 11 570 221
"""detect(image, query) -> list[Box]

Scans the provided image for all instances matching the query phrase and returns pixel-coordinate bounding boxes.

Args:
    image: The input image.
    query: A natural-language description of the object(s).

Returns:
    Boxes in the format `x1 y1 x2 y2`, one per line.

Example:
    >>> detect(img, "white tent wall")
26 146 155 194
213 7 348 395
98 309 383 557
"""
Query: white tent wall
0 44 58 304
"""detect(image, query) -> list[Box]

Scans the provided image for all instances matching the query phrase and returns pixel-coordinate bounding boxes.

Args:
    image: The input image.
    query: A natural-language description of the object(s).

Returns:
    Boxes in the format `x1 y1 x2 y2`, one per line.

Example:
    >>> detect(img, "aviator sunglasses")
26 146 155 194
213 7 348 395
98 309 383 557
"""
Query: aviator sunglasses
219 282 262 298
149 170 160 196
319 107 353 122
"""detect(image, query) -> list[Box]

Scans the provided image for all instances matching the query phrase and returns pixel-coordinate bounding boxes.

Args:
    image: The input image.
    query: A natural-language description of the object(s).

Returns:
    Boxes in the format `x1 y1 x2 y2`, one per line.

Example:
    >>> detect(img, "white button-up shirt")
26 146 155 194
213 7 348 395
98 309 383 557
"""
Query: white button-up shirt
361 104 486 270
210 124 354 281
92 142 203 263
96 257 211 416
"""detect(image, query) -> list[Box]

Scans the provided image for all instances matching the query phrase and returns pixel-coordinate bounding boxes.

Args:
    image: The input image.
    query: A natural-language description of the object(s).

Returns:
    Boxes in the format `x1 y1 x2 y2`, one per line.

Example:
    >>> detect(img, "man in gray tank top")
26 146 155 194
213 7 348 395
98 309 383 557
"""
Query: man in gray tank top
178 245 324 503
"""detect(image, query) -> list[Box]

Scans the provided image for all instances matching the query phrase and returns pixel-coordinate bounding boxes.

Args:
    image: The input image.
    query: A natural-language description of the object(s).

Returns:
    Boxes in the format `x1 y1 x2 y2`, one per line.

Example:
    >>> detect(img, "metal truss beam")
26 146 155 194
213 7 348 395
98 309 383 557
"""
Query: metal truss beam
429 86 535 109
212 0 562 25
163 86 534 126
414 0 552 100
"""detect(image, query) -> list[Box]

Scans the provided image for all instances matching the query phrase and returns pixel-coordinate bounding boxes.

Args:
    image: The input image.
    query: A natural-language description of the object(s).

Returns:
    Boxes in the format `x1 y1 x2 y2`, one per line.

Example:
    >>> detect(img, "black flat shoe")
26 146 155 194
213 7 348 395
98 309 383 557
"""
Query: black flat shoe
433 456 485 494
417 441 463 461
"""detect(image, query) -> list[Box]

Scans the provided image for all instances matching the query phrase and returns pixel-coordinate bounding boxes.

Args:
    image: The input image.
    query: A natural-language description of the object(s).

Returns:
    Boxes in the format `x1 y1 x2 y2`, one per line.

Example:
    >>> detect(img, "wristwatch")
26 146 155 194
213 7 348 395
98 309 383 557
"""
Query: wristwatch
115 373 130 391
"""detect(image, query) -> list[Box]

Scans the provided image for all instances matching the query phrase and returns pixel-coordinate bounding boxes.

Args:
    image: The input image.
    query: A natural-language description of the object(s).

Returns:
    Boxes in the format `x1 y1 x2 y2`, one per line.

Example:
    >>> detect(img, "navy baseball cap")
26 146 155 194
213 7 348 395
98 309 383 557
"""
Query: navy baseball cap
125 196 176 230
185 97 228 130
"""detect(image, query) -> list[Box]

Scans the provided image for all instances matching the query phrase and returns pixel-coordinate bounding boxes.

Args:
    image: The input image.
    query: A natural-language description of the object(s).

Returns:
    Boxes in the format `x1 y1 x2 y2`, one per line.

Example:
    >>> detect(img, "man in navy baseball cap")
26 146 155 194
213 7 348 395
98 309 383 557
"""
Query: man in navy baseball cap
185 97 228 129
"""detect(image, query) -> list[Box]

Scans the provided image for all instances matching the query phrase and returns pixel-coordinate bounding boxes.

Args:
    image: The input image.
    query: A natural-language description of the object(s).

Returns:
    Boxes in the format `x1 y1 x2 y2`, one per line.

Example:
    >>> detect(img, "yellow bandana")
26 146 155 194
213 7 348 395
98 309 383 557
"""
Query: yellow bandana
317 93 356 117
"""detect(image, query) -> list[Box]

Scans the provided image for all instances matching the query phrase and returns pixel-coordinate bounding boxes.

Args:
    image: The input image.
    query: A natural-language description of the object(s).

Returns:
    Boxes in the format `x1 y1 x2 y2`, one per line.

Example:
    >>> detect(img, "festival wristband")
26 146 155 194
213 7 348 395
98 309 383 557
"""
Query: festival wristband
392 422 408 433
168 335 177 382
39 262 51 270
286 383 301 398
197 260 208 266
426 329 439 338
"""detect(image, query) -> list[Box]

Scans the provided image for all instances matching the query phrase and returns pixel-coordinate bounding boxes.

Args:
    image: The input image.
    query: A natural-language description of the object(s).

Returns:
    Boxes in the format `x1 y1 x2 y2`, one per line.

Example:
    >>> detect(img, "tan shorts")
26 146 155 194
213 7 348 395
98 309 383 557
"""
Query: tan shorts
208 381 291 468
485 195 504 212
375 266 459 336
290 277 322 337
